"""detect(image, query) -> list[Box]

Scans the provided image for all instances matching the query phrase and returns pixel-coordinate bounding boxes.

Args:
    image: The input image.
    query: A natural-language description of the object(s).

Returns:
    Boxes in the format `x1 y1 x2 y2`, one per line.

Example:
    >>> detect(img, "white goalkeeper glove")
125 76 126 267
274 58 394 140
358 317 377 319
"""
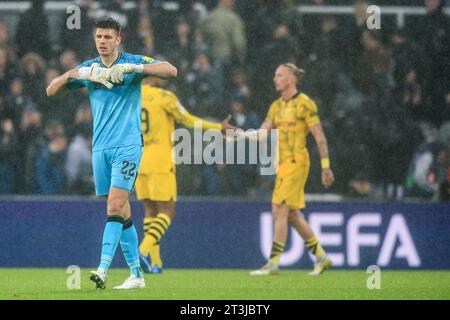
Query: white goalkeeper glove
108 64 144 83
77 63 113 89
78 63 144 88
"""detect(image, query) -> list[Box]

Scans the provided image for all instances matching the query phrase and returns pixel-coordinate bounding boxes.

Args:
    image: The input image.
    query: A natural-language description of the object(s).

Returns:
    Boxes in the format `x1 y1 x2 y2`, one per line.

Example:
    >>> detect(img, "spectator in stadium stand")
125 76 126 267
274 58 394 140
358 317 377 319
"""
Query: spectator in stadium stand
405 120 443 199
354 30 390 97
65 106 93 195
42 68 73 126
0 47 15 96
4 77 36 130
438 122 450 200
311 15 344 63
337 104 376 189
225 94 260 196
0 97 5 120
0 19 17 64
58 50 81 72
17 107 43 194
446 93 450 122
148 0 180 49
401 69 424 120
1 79 15 121
20 53 47 108
369 92 420 200
279 0 304 40
15 0 50 59
201 0 247 68
136 0 150 15
438 147 450 201
440 180 450 201
440 121 450 144
127 13 154 55
0 118 17 194
0 0 447 201
348 174 378 198
306 15 344 107
59 0 97 60
167 18 194 80
342 0 369 72
33 120 68 195
417 0 450 126
192 28 209 56
180 0 208 25
50 50 87 126
261 24 300 76
242 0 280 63
228 68 252 102
165 18 194 103
149 0 202 52
254 24 299 112
184 50 224 119
429 144 450 200
389 28 422 94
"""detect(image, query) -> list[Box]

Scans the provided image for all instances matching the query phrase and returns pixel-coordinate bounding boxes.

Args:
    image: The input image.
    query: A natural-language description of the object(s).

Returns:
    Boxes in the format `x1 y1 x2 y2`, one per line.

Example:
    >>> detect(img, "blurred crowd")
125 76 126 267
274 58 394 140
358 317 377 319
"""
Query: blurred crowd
0 0 449 201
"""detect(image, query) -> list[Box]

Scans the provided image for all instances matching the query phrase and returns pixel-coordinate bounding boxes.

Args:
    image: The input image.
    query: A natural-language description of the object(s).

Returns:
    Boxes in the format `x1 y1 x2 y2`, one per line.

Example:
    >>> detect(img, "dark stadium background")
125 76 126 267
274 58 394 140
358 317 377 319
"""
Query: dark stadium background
0 0 449 200
0 1 449 272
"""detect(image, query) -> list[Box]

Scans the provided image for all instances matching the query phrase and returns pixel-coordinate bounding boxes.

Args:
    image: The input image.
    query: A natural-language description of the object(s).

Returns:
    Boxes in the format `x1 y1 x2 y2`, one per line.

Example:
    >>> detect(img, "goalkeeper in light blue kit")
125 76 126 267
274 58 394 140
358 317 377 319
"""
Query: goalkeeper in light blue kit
46 17 177 289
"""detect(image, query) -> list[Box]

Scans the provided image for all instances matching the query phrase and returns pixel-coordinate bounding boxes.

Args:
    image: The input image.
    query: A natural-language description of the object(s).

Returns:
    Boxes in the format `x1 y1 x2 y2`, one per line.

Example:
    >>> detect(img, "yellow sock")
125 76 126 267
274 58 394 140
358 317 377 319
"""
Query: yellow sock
147 213 171 267
149 244 161 267
139 217 154 256
305 236 325 258
268 241 285 265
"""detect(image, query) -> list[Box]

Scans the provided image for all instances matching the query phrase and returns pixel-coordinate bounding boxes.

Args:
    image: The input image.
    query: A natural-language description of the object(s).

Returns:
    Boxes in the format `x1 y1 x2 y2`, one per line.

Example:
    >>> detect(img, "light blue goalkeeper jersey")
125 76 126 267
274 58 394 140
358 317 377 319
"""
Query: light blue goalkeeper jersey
67 52 157 151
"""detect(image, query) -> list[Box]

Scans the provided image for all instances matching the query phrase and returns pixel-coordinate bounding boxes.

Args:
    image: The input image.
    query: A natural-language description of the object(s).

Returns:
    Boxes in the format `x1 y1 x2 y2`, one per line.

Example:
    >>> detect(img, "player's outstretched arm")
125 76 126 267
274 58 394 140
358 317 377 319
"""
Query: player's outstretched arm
165 96 234 133
46 69 78 97
110 61 177 81
175 108 236 133
142 61 177 79
219 115 237 134
227 120 272 142
47 64 115 96
309 123 335 189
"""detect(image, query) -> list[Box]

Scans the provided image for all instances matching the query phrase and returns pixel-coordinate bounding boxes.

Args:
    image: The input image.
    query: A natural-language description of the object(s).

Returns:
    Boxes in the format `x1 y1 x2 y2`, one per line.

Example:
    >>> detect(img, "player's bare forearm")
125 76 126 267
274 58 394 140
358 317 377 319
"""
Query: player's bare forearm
180 115 222 131
243 120 272 140
143 61 177 79
228 119 272 142
46 69 77 97
310 123 335 188
317 140 329 159
310 123 329 159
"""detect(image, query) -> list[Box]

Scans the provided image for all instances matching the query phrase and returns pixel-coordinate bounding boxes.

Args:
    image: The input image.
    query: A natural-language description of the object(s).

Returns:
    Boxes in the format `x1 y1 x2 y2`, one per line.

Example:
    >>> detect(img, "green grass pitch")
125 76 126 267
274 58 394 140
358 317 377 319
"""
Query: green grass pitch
0 269 449 300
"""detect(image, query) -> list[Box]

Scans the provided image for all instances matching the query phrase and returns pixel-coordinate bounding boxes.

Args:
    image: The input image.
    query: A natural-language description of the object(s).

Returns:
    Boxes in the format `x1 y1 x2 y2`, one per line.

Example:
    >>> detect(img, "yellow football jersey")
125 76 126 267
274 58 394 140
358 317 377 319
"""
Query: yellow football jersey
265 92 320 166
139 85 222 174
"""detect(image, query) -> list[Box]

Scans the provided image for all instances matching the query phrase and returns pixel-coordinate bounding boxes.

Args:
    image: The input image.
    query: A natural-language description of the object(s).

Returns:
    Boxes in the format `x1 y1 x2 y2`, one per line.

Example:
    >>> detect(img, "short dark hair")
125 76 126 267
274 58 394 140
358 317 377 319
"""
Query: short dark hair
95 17 121 34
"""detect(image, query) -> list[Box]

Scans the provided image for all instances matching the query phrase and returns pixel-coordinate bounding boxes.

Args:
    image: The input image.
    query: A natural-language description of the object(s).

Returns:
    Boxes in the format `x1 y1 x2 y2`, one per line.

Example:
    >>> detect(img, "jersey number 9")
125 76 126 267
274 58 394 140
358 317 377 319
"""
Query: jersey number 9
142 108 150 134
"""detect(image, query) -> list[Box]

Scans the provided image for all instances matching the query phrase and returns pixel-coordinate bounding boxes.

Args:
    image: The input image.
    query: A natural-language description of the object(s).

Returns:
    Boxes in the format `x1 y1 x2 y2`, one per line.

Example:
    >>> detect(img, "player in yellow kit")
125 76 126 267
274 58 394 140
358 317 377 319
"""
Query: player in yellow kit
136 76 234 273
235 63 335 275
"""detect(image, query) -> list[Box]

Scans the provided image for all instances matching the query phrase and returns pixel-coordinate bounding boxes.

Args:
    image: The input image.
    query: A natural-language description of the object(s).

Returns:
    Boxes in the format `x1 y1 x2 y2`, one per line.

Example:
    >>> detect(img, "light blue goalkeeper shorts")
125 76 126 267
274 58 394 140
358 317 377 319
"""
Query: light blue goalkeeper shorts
92 145 143 196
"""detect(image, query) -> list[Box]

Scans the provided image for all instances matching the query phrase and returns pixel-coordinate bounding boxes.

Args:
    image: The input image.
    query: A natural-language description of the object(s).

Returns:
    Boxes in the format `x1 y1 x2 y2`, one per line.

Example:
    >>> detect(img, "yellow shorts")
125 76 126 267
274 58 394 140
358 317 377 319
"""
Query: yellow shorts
272 160 310 210
135 172 177 201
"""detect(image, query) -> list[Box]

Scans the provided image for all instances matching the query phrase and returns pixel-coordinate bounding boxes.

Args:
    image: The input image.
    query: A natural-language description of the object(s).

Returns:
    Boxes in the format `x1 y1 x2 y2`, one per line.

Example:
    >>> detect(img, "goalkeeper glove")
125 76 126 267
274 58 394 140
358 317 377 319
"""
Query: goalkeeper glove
77 63 113 89
108 64 144 83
